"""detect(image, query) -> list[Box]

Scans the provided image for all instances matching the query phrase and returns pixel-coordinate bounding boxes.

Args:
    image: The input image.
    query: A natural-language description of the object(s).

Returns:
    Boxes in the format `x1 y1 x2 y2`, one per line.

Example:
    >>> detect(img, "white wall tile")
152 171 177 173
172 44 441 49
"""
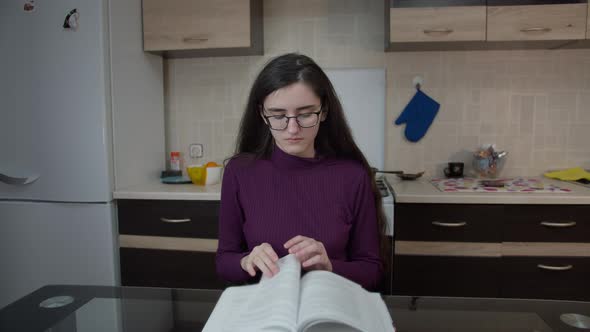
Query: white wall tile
164 0 590 178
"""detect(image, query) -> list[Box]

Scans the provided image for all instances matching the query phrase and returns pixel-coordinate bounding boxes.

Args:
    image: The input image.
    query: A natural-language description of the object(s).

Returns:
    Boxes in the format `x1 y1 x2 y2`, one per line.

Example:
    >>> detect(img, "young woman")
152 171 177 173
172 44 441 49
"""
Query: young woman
216 53 387 291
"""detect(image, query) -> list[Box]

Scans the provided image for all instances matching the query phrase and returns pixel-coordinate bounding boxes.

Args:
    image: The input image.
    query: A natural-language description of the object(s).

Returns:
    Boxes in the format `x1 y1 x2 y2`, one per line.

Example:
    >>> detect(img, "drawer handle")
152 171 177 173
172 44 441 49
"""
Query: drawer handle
432 221 467 228
520 27 552 33
160 217 191 223
537 264 573 271
182 37 209 43
540 221 576 228
423 28 454 36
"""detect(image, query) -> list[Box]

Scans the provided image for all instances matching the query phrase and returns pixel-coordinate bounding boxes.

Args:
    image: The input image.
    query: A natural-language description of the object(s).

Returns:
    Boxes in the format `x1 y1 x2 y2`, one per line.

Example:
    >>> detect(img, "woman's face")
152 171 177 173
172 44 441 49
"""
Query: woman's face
261 82 326 158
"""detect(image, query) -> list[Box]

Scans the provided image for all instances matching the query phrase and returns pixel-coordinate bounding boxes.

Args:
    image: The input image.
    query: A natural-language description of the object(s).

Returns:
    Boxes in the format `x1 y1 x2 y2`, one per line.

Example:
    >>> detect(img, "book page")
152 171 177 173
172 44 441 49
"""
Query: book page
203 254 301 332
296 271 394 332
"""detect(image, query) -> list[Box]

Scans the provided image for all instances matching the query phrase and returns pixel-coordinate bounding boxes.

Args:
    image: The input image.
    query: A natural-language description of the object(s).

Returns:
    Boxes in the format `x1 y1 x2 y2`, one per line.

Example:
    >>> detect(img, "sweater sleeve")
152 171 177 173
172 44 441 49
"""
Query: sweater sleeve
331 170 383 291
215 160 252 282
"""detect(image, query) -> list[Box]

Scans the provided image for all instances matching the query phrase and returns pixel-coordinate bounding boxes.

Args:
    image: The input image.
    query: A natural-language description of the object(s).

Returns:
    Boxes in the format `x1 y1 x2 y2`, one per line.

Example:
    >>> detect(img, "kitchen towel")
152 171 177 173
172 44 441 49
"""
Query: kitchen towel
544 167 590 181
394 89 439 142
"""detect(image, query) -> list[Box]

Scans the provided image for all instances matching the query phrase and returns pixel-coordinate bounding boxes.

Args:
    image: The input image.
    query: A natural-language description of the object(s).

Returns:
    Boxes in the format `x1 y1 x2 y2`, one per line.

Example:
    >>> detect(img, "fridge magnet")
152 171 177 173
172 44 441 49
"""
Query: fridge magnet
62 8 79 30
23 0 35 12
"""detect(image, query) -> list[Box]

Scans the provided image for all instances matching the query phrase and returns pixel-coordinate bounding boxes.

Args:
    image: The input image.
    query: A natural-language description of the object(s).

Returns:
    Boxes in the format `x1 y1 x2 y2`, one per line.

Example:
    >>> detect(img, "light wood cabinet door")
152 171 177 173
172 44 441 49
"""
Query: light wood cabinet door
487 4 587 41
587 3 590 38
389 6 486 42
143 0 252 52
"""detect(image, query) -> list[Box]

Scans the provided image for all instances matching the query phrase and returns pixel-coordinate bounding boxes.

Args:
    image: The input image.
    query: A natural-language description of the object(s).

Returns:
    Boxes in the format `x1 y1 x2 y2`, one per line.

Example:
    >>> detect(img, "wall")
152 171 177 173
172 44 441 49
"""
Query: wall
165 0 590 177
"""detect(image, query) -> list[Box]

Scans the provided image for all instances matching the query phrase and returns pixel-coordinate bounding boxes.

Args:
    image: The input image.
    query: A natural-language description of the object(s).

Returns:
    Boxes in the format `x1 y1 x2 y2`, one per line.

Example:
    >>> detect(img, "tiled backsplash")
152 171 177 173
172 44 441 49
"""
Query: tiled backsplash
165 0 590 177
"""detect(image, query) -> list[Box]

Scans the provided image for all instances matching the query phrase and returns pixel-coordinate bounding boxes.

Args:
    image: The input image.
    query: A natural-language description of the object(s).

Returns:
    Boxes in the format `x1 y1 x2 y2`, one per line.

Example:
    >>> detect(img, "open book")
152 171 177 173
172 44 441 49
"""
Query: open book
203 254 395 332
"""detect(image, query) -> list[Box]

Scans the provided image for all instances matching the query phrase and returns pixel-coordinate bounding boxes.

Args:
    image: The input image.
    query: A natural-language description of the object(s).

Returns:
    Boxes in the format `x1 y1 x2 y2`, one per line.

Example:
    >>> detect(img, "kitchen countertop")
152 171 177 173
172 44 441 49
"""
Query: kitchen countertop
113 180 221 200
386 175 590 205
114 177 590 204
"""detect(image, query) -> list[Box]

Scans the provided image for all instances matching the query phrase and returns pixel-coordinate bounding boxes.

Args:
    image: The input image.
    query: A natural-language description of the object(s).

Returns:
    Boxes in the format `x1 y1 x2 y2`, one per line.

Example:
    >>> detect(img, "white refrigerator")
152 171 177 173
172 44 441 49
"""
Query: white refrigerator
0 0 163 309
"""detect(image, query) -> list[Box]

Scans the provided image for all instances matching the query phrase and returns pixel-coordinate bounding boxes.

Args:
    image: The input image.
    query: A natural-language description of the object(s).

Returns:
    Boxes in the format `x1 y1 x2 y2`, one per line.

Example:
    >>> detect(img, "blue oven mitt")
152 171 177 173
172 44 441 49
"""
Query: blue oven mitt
394 89 440 142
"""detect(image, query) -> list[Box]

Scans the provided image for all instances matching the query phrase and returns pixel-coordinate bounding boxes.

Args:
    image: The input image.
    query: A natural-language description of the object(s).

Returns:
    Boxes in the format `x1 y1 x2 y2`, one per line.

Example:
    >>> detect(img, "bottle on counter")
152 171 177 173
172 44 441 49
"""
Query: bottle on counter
170 151 181 171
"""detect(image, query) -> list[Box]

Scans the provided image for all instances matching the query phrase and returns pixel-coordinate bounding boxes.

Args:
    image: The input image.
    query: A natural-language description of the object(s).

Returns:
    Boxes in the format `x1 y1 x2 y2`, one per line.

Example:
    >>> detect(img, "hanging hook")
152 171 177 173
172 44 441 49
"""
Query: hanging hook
412 76 424 91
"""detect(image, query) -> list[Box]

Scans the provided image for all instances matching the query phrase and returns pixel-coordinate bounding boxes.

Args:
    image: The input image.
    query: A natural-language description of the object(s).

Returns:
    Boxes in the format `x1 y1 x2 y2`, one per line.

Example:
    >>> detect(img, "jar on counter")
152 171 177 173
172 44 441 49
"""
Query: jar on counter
170 151 181 171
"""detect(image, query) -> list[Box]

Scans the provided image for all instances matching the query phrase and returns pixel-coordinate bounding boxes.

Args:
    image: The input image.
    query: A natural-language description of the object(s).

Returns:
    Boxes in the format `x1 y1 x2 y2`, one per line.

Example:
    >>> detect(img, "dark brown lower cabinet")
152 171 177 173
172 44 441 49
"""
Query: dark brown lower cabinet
392 255 501 298
501 256 590 301
120 248 227 290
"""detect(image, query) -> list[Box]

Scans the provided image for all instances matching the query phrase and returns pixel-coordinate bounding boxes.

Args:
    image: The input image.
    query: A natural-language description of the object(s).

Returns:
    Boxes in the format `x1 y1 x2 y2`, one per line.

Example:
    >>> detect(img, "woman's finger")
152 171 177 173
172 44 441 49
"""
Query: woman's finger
288 239 312 254
261 245 279 262
302 254 322 268
284 235 307 249
246 259 256 277
253 256 272 277
258 251 279 275
293 242 320 261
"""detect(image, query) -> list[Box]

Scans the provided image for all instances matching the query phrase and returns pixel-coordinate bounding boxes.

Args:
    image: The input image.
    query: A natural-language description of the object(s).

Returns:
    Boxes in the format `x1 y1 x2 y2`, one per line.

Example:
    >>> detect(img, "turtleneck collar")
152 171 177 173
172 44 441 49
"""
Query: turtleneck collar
270 144 324 171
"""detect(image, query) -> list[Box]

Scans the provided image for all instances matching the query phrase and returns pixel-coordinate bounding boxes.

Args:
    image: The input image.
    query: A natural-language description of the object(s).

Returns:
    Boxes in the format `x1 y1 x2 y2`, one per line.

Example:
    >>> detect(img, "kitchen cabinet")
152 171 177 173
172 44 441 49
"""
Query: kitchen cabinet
142 0 263 58
395 204 502 242
393 203 503 298
503 205 590 242
385 0 590 51
118 199 227 290
389 6 486 43
487 3 587 41
393 203 590 301
393 255 500 297
501 257 590 301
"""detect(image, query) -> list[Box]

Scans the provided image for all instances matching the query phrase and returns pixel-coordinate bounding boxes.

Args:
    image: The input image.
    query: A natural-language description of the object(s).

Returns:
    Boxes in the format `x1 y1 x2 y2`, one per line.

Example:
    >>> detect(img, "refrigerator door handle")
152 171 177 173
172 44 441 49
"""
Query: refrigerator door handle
0 172 40 185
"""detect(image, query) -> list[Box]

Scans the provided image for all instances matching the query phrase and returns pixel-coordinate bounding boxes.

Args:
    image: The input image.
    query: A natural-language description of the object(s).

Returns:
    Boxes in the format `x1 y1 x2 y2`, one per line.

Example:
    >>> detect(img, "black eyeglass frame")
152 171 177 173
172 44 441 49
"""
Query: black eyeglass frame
261 107 324 131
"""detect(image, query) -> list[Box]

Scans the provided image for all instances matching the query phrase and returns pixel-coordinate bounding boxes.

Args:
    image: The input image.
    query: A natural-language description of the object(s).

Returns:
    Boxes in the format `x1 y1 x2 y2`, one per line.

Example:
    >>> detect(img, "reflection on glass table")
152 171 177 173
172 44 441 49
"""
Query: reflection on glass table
0 285 589 332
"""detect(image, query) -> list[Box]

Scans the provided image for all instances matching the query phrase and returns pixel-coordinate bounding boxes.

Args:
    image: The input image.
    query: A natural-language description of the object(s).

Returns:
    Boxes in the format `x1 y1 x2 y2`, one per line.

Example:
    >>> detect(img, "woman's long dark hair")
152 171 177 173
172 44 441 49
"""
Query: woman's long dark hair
231 53 389 285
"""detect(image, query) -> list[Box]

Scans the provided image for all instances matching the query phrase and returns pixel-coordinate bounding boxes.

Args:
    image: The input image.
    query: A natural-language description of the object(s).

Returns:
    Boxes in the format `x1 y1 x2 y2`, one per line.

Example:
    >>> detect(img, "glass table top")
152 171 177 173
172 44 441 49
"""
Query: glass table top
1 285 589 332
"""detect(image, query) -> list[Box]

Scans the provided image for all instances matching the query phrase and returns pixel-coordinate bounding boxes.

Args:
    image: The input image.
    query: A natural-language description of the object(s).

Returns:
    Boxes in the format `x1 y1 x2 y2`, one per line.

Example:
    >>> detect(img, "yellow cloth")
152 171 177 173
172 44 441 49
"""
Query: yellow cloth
544 167 590 181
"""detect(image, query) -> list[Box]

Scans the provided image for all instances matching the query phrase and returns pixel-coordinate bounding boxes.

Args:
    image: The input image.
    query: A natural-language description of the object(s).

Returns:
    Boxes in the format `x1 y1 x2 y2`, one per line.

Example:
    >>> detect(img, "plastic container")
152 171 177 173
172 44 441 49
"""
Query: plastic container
187 164 222 186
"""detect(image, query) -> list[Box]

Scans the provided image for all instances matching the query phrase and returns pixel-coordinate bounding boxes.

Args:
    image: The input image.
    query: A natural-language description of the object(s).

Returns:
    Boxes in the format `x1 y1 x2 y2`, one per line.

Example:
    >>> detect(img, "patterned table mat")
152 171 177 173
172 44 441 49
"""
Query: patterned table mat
430 177 572 193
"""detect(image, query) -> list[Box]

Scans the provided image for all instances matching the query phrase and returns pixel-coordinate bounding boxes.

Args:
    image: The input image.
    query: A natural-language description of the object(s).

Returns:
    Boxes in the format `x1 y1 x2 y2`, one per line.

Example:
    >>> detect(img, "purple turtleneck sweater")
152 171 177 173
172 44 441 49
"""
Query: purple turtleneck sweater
216 146 382 290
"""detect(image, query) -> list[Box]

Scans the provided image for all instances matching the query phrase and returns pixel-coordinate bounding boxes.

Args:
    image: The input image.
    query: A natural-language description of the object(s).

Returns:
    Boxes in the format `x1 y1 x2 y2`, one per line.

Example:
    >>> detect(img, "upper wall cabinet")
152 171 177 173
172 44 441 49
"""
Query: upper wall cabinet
386 0 590 51
142 0 263 58
389 1 486 43
487 2 587 41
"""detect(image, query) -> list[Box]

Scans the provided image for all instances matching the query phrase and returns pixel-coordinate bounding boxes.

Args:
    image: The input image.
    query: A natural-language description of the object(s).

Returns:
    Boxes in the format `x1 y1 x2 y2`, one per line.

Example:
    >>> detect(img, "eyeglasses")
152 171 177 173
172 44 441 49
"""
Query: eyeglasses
262 106 323 131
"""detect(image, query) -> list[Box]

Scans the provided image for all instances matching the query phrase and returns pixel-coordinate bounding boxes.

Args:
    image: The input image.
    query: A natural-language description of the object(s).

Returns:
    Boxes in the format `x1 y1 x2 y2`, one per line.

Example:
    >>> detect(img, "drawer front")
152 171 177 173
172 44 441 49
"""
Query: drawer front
503 205 590 242
390 6 486 42
501 256 590 301
120 248 227 290
487 4 587 41
394 204 503 242
118 199 220 239
143 0 251 51
393 255 501 297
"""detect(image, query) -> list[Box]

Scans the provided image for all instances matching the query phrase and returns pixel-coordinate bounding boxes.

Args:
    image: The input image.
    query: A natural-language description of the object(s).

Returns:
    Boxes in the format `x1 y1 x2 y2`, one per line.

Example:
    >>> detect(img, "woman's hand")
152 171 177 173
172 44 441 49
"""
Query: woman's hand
240 243 280 278
284 235 332 272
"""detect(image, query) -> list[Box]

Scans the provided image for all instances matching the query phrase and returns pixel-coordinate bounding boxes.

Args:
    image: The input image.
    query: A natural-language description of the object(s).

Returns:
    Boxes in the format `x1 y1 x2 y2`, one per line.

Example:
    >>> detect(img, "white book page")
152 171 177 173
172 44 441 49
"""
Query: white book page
296 271 394 332
203 254 301 332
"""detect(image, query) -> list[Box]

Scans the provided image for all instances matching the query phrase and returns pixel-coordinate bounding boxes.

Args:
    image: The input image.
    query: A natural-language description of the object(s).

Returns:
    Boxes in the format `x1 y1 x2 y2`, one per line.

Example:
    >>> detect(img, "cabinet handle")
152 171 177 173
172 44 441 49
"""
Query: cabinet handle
423 28 454 35
520 27 552 33
540 221 576 228
537 264 573 271
182 37 209 43
432 221 467 227
160 217 191 223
